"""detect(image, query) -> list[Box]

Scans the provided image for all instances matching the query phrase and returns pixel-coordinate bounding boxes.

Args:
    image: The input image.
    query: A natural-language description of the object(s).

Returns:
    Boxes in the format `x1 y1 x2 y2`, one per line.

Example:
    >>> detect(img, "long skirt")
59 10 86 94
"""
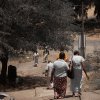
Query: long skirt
71 68 83 93
54 77 67 97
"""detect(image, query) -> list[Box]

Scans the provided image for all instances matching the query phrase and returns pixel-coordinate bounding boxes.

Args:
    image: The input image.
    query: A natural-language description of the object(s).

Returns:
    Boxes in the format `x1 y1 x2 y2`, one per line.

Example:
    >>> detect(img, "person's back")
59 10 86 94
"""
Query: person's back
51 52 69 99
73 55 84 63
72 55 85 69
53 59 69 77
70 50 88 97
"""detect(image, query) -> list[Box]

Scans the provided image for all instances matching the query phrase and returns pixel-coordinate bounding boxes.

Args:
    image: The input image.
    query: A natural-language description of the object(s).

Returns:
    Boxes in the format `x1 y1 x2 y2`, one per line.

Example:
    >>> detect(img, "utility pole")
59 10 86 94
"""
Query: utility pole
74 1 86 58
80 1 85 58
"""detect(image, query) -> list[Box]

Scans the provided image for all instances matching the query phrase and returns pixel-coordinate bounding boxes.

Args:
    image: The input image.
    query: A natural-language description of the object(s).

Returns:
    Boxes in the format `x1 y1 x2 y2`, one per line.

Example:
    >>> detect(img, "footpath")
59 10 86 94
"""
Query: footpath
1 50 100 100
6 87 100 100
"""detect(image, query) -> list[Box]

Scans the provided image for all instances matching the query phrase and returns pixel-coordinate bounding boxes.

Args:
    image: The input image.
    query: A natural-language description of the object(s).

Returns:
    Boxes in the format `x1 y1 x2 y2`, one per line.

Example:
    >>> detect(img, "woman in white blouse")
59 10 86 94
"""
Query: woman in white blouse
70 50 89 97
51 52 69 99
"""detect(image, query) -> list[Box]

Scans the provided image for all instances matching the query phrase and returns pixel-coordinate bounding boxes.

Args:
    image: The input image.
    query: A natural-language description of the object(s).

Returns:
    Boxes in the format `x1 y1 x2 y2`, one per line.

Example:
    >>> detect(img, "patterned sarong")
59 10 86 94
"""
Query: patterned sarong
54 77 67 97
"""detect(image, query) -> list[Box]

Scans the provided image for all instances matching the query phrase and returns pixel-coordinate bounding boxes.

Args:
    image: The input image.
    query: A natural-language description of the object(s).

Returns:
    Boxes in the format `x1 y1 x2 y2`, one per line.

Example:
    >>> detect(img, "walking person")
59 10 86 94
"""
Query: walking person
33 50 39 67
43 47 49 63
45 60 53 89
50 52 69 99
70 50 89 97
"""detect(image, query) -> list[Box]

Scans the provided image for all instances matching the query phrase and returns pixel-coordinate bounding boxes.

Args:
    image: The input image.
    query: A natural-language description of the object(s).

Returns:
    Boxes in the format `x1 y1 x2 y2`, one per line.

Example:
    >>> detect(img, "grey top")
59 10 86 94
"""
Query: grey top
53 59 69 77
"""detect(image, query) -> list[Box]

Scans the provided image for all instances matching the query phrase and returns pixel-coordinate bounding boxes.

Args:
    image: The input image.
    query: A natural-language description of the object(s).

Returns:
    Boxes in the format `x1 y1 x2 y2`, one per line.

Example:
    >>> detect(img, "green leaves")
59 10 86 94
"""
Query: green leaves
0 0 78 51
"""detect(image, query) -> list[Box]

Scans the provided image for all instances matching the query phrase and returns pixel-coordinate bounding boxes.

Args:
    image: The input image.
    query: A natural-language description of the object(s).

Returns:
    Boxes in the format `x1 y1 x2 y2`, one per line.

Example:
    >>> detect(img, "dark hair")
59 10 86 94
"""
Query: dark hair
48 60 51 63
59 52 65 59
74 50 80 55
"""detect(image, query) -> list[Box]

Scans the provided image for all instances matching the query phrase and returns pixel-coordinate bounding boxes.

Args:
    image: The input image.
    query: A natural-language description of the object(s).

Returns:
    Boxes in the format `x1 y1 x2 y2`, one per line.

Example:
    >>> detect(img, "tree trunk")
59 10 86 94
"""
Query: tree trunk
0 57 8 82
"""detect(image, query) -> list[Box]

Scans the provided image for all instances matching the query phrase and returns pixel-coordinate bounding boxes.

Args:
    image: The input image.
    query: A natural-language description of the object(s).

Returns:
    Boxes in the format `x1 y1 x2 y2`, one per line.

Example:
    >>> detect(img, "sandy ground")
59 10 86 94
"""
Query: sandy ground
0 36 100 100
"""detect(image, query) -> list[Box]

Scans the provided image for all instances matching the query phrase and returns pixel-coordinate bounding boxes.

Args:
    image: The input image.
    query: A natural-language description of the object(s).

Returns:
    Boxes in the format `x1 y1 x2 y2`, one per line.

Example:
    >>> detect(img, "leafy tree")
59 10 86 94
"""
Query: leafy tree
0 0 78 81
93 0 100 19
70 0 100 31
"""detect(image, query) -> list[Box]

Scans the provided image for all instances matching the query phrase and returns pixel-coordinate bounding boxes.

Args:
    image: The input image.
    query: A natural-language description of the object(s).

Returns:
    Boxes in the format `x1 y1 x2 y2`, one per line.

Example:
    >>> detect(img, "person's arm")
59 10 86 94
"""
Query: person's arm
65 62 69 70
81 62 89 80
50 68 55 83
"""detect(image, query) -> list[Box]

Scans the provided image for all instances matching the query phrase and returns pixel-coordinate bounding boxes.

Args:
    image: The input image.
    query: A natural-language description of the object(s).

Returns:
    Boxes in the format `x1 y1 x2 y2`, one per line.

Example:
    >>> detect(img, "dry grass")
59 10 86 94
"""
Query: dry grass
83 64 100 92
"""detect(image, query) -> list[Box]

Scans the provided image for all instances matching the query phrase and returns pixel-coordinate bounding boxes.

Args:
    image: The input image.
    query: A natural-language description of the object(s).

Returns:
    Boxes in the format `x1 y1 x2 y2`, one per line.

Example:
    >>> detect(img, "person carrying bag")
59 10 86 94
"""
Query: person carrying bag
70 50 89 97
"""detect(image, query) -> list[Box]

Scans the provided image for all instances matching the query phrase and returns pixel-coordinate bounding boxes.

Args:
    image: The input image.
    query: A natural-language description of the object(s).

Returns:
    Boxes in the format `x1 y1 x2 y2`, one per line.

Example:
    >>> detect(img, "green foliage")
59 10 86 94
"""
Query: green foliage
70 0 100 31
0 0 79 52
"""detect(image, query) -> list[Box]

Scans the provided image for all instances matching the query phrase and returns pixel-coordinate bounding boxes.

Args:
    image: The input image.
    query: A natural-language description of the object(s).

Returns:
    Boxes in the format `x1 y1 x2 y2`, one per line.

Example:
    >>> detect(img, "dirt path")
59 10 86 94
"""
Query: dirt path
16 50 59 76
6 87 100 100
0 50 99 100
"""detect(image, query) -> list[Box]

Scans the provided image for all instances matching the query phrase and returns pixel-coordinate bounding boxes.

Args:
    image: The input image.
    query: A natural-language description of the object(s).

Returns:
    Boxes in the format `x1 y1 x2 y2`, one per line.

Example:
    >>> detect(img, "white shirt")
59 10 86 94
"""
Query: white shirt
53 59 69 77
34 53 39 58
45 62 53 77
72 55 85 69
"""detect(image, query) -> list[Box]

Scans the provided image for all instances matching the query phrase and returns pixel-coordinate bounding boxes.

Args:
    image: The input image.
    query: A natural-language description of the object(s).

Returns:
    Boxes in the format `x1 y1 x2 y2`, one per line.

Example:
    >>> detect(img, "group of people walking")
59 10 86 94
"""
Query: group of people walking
33 47 49 67
45 50 89 99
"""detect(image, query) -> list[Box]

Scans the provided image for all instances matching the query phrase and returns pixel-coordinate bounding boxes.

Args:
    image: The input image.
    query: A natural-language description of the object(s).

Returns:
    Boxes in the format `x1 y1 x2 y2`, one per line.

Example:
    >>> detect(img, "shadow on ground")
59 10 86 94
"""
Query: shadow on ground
0 76 47 92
